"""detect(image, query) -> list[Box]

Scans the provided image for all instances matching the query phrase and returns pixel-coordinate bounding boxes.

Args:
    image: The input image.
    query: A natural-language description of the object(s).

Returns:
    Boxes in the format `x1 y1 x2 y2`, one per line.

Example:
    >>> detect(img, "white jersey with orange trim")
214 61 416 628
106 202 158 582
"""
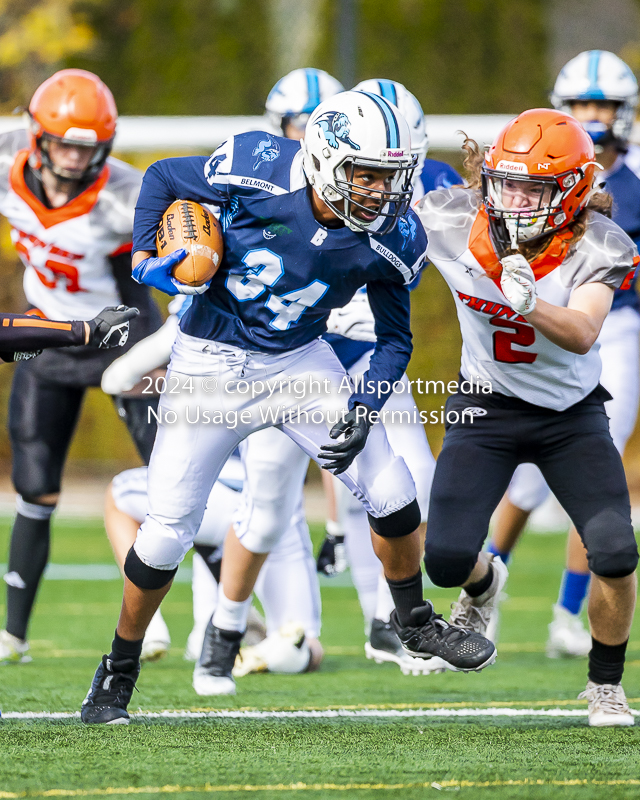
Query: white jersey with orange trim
0 128 140 321
416 187 639 411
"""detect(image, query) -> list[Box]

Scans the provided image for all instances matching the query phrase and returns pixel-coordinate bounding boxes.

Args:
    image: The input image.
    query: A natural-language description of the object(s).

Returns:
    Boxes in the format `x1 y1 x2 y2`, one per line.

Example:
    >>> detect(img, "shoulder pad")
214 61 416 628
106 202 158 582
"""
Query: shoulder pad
0 129 29 177
579 213 637 265
96 157 143 235
369 208 427 285
416 187 479 261
561 213 638 289
219 131 301 193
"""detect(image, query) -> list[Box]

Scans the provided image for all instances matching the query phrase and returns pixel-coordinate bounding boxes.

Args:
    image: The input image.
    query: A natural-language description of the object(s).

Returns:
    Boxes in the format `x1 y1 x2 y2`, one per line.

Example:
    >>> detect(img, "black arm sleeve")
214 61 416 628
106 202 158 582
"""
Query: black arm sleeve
0 314 85 360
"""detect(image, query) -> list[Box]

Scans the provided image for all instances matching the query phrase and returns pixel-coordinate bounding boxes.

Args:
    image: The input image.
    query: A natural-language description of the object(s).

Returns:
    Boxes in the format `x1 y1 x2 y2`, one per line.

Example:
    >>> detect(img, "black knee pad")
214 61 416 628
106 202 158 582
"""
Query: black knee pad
124 546 177 590
424 545 477 588
584 509 639 579
368 498 421 538
115 397 159 466
194 544 221 583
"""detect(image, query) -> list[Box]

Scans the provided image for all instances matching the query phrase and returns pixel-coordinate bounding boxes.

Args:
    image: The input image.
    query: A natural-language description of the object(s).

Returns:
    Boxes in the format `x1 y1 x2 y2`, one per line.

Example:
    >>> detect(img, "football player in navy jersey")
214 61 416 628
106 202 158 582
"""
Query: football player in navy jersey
352 79 461 201
319 78 464 673
265 67 345 140
487 51 640 658
81 90 496 723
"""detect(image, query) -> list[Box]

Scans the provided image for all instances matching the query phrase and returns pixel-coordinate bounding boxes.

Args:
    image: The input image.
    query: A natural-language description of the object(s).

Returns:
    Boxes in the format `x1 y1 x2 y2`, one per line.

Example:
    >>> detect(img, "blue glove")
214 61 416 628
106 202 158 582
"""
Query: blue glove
132 249 211 296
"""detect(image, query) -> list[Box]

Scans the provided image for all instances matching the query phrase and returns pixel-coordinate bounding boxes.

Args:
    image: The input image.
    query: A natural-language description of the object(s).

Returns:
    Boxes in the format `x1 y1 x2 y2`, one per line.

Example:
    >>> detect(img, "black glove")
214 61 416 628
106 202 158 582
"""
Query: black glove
0 350 41 363
318 403 376 475
87 305 139 349
316 523 347 576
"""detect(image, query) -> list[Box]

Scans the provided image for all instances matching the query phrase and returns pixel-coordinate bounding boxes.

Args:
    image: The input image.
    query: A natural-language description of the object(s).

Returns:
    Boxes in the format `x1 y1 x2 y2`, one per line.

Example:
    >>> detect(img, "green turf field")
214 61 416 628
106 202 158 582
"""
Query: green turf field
1 517 639 799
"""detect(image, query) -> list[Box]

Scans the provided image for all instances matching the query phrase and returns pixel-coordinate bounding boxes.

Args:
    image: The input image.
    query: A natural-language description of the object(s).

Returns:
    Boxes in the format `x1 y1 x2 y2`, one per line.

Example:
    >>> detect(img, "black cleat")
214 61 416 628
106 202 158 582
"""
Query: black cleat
391 603 496 673
81 655 140 725
365 618 407 667
192 621 242 696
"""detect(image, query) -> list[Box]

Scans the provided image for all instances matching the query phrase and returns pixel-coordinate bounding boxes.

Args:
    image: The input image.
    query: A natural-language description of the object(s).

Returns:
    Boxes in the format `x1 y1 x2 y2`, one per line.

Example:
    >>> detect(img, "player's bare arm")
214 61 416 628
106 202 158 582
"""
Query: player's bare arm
526 282 614 355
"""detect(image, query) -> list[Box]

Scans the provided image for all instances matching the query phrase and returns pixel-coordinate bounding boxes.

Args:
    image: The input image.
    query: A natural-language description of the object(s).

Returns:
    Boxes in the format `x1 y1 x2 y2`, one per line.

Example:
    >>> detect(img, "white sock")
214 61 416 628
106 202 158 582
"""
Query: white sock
374 572 396 623
192 552 218 631
212 585 252 633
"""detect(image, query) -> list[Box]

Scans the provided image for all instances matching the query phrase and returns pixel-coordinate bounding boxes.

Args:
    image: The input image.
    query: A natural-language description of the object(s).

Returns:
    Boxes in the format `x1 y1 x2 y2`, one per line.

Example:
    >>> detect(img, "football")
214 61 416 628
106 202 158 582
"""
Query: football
156 199 223 286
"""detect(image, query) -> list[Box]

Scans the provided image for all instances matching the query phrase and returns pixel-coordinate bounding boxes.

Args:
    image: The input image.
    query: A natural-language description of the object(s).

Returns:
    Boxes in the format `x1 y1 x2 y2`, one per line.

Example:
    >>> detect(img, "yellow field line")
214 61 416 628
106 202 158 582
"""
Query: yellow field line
3 778 640 797
187 697 640 711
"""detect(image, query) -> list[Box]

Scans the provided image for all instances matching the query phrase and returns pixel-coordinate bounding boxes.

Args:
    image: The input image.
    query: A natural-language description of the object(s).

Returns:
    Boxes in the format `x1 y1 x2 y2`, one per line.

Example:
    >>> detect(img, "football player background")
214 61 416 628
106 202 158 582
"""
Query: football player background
487 51 640 658
0 70 161 665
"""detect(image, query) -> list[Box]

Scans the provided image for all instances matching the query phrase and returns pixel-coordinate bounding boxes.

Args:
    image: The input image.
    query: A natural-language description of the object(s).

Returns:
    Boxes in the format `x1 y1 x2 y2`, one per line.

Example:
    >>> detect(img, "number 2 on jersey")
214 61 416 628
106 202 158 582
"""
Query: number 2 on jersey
490 316 537 364
226 248 328 331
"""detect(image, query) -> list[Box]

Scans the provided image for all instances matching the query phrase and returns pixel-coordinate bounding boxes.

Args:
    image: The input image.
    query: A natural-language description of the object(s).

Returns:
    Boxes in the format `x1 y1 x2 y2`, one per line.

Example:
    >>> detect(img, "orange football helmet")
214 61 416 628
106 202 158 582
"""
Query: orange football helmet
28 69 117 182
482 108 599 252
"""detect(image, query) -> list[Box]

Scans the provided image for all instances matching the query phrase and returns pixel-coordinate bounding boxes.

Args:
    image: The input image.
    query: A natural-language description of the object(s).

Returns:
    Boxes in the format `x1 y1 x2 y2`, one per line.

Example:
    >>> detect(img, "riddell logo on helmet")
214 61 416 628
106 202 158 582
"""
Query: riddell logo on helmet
63 127 98 143
385 149 406 158
496 160 528 174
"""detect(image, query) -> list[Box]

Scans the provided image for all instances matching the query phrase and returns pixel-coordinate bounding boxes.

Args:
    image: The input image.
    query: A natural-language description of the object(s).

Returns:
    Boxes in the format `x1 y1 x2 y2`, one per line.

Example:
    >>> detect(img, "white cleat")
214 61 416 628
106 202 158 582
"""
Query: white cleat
578 681 635 727
140 610 171 663
192 666 236 696
0 629 31 664
546 604 591 658
449 556 508 640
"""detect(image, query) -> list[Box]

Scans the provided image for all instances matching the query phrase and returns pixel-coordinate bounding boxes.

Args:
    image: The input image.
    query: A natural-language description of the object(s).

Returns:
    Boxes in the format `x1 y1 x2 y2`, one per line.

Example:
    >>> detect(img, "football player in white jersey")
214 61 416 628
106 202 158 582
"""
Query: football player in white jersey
0 69 161 665
415 108 639 726
487 51 640 659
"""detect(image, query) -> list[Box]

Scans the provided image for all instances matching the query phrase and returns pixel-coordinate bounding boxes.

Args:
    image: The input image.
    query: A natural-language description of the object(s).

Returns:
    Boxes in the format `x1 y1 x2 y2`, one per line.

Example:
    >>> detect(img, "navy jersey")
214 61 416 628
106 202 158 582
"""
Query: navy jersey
322 157 463 371
604 145 640 312
416 158 463 198
133 132 428 410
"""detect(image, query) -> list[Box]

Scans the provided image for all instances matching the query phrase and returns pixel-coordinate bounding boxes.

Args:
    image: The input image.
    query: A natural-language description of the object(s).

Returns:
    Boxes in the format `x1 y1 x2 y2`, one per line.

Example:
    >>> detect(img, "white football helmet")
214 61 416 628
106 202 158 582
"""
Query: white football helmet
265 68 345 137
301 90 416 235
352 79 428 174
550 50 638 144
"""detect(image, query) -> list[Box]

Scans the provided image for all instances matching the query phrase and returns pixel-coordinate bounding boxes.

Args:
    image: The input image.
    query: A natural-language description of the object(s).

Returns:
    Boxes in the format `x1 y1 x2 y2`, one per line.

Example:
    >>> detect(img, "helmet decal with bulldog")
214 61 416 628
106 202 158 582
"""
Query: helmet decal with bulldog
315 112 360 150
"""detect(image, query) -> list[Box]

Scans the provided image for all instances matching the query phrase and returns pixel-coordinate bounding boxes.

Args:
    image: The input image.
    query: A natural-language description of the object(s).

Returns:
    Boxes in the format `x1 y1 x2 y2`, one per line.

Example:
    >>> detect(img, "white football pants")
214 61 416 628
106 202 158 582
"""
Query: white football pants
112 463 321 639
134 331 416 570
337 350 436 624
507 306 640 511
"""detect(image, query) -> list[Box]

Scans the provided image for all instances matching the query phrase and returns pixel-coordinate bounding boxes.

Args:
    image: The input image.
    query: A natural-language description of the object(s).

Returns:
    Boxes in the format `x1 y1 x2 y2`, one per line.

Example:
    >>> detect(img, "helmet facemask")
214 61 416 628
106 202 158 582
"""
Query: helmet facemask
320 154 417 235
279 113 311 138
30 121 113 185
482 166 590 252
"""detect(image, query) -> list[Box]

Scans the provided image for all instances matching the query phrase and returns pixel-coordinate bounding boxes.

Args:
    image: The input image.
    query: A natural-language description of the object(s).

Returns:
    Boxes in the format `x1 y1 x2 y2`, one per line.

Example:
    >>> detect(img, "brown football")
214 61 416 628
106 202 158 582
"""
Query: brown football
156 200 223 286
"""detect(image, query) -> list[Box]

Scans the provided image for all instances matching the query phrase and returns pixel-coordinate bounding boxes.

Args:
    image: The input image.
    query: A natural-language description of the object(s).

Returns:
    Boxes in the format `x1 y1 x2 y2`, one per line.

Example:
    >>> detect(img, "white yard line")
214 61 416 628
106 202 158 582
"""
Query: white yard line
3 706 637 720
